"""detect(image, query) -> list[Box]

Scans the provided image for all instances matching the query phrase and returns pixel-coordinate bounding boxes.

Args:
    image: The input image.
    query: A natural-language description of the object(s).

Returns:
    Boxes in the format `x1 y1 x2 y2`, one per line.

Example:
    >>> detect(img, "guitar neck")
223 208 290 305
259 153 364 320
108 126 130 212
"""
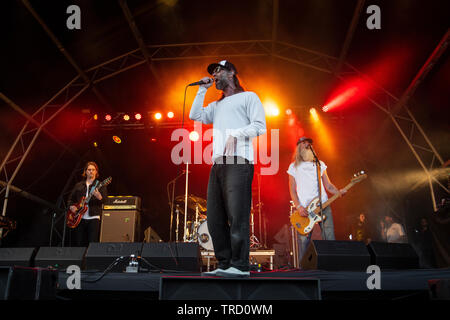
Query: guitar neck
317 181 356 211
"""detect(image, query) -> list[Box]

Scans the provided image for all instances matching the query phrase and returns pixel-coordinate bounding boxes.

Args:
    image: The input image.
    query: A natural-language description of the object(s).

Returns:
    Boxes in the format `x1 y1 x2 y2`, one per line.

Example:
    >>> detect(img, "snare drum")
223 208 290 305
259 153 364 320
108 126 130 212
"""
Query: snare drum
197 220 214 251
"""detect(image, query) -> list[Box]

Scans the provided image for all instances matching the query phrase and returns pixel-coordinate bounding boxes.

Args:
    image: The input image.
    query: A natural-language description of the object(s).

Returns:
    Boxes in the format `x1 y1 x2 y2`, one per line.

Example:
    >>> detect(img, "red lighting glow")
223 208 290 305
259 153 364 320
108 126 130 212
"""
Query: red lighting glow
135 113 142 120
323 78 371 112
123 114 130 121
112 136 122 144
154 112 162 120
105 114 112 121
167 111 174 119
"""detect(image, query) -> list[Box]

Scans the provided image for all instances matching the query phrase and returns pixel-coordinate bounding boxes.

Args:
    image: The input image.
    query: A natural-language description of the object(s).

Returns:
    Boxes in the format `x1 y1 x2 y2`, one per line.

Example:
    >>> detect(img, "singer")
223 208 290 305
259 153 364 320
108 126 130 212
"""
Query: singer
287 136 346 262
189 60 266 277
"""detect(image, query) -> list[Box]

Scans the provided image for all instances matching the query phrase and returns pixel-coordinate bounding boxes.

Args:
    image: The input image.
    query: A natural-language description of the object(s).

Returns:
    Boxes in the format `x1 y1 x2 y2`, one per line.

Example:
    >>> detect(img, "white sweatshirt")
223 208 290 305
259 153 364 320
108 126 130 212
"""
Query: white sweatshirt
189 87 266 162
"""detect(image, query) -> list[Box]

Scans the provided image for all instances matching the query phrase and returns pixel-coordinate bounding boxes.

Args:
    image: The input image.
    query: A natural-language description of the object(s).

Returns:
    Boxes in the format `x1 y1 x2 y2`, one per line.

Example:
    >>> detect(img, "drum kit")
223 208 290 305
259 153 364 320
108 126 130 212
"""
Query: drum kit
174 194 214 250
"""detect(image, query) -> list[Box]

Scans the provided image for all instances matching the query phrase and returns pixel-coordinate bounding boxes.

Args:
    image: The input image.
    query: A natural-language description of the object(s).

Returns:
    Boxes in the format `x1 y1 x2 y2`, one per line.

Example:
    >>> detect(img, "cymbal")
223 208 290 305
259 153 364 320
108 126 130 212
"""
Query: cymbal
176 194 207 212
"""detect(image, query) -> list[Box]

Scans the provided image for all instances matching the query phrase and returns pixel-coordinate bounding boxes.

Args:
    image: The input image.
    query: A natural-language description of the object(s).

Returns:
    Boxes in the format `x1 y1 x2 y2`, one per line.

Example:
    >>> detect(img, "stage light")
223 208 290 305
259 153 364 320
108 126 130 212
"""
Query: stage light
105 114 112 121
112 135 122 144
123 114 130 121
322 105 329 112
189 131 200 142
135 113 142 120
264 101 280 117
155 112 162 120
167 111 174 119
285 109 293 116
310 108 319 122
93 114 98 121
93 142 98 148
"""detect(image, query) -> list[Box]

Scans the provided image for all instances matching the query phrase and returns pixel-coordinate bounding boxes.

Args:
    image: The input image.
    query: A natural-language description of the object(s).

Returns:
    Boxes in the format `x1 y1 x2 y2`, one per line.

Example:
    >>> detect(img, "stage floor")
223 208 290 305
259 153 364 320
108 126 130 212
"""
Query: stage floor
57 267 450 300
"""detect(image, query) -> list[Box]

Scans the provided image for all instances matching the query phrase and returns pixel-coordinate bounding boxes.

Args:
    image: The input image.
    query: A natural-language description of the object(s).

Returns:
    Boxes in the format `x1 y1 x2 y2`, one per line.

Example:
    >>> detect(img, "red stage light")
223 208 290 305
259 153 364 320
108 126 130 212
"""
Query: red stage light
112 136 122 144
105 114 112 121
167 111 174 119
135 113 142 120
154 112 162 120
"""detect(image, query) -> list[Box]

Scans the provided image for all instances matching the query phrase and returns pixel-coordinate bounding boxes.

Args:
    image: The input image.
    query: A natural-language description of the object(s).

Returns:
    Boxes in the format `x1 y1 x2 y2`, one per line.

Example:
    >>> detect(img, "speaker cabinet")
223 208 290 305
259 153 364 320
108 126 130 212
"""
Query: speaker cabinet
301 240 371 271
34 247 87 270
160 277 321 300
367 242 419 269
85 242 142 272
141 242 200 272
0 266 57 300
84 242 201 272
0 248 37 267
100 210 141 242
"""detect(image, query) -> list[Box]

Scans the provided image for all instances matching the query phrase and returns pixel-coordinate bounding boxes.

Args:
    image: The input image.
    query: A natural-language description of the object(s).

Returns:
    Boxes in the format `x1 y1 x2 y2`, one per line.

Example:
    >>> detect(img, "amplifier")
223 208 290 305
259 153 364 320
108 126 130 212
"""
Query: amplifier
103 196 141 211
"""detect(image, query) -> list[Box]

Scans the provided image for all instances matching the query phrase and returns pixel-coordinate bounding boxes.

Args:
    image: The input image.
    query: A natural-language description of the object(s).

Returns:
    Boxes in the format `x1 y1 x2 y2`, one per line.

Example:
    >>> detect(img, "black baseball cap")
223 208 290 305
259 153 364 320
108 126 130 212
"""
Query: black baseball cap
296 136 313 145
207 60 238 75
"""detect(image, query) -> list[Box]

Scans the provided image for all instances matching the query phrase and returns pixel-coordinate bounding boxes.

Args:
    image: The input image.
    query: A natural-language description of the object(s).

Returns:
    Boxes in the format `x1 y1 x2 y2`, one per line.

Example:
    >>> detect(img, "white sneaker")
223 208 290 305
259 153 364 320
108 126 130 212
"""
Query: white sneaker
216 267 250 277
201 268 227 276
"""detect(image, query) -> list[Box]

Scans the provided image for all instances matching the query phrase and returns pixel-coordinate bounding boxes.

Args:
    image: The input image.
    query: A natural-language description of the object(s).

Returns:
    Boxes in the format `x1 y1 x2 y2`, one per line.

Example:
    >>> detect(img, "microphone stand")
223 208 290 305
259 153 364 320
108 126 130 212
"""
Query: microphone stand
310 145 326 241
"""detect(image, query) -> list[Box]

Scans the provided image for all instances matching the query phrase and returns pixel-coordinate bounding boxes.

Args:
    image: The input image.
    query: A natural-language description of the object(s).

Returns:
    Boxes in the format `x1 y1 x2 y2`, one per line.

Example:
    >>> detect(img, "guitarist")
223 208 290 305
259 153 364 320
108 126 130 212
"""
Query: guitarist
68 161 108 246
287 137 346 262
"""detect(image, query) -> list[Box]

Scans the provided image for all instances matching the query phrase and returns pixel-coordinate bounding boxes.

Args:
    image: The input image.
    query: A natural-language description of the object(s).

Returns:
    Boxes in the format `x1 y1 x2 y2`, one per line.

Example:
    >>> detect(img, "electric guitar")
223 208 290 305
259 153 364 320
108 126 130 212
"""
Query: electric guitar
290 171 367 236
0 216 16 239
66 177 112 228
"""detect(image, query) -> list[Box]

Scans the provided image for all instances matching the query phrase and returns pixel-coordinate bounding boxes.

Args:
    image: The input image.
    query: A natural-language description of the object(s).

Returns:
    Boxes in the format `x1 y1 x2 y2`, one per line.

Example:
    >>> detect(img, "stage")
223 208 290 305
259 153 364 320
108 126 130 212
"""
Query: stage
56 267 450 300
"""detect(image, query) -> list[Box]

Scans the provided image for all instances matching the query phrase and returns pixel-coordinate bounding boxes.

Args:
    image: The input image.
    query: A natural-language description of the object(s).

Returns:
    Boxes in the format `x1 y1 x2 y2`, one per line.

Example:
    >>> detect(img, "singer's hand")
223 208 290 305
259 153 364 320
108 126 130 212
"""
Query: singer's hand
297 206 309 217
199 77 213 89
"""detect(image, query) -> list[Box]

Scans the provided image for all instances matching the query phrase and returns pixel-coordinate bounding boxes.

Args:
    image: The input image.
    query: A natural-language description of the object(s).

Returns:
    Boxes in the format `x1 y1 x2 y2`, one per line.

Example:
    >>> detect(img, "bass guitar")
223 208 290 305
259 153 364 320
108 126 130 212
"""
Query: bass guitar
290 171 367 236
66 176 112 228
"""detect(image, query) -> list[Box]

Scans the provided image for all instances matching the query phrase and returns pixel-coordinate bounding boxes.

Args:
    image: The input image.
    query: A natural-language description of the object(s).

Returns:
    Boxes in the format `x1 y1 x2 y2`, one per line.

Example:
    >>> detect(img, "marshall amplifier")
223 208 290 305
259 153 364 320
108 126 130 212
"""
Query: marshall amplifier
103 196 142 211
100 196 142 242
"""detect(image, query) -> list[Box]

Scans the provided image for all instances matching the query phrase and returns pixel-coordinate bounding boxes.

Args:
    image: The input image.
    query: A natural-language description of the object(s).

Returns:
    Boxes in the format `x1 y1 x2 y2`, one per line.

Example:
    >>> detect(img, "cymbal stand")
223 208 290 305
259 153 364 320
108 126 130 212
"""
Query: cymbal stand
167 169 188 242
183 162 189 242
193 204 200 242
289 201 299 269
175 204 180 242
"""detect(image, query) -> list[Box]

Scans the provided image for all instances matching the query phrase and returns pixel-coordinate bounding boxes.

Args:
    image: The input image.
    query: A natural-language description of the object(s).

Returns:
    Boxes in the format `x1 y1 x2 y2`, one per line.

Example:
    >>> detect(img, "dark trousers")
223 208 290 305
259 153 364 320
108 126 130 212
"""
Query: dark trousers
74 219 100 247
207 156 254 271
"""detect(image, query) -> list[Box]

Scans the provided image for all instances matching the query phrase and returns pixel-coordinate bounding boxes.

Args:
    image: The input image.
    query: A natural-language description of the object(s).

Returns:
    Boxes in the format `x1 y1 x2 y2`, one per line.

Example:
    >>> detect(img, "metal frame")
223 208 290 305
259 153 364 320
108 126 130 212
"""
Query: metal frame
1 4 447 241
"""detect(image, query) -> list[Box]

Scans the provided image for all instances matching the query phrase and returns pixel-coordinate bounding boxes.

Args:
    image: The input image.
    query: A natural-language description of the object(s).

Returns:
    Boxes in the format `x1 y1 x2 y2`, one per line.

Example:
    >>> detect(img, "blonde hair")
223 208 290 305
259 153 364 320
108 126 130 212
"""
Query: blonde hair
292 144 304 167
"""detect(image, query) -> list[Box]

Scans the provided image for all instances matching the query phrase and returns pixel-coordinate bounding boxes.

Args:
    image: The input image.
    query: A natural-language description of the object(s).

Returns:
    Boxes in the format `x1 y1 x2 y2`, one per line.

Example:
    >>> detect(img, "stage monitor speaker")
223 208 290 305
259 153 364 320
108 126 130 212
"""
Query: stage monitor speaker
0 248 37 267
84 242 142 272
367 242 419 269
141 242 201 272
34 247 87 270
0 266 58 300
160 277 321 300
144 226 162 243
300 240 371 271
100 210 141 242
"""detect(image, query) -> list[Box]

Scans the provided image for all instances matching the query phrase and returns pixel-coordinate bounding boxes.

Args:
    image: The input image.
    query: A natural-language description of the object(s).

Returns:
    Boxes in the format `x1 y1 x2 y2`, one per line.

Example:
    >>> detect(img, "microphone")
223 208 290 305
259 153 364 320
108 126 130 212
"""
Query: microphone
188 78 213 86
